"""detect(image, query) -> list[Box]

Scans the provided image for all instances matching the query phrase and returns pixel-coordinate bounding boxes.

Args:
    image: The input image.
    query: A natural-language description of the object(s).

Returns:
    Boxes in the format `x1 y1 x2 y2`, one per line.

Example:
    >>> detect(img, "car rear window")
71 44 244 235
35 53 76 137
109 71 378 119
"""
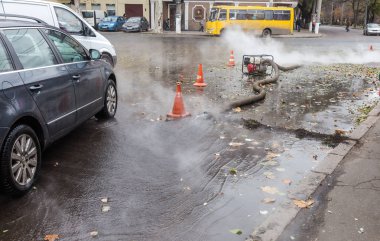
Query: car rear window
3 28 57 69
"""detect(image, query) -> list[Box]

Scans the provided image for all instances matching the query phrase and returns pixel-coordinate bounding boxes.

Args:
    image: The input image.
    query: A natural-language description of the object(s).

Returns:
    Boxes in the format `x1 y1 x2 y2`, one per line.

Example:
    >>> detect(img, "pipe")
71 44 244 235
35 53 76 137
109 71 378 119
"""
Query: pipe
228 60 300 109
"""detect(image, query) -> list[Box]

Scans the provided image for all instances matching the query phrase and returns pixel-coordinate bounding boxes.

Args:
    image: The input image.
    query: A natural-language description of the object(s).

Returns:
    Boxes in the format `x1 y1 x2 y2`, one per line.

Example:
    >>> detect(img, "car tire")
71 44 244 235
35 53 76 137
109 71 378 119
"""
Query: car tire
262 29 271 38
96 79 117 119
0 125 41 196
101 53 114 67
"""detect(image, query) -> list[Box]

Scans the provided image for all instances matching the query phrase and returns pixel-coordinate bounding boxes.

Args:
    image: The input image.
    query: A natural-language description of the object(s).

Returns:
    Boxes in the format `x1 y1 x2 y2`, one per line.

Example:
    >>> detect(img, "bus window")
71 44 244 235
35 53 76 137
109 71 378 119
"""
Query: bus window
237 10 247 20
273 10 291 20
265 10 273 20
209 8 218 21
230 9 238 20
255 10 265 20
219 9 227 20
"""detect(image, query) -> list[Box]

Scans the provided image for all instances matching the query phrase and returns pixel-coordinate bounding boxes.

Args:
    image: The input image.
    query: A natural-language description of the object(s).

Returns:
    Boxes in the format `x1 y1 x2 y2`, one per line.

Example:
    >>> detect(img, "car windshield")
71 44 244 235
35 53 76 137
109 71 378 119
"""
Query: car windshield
103 17 117 22
127 17 141 23
209 8 218 21
368 23 380 28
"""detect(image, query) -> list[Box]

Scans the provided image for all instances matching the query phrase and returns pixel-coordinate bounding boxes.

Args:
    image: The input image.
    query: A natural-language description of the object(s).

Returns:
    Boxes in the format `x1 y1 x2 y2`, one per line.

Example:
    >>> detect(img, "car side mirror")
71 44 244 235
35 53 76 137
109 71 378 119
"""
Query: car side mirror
90 49 101 60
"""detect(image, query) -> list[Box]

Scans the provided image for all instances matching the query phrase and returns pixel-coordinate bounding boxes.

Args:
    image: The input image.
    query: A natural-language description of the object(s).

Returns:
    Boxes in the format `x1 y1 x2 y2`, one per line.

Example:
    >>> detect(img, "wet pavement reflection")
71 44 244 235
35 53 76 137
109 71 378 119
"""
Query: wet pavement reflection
0 32 379 241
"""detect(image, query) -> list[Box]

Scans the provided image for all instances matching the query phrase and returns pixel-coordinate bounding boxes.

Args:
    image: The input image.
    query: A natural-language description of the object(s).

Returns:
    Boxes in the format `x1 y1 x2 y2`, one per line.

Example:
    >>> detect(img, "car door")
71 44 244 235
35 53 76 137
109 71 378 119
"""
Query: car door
2 28 76 138
117 17 125 30
45 29 104 124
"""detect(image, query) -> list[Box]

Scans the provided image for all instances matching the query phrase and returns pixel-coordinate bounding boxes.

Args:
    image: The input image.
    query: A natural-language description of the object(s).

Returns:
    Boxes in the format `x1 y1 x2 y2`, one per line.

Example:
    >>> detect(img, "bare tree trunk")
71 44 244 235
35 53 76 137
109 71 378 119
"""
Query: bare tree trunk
154 0 163 33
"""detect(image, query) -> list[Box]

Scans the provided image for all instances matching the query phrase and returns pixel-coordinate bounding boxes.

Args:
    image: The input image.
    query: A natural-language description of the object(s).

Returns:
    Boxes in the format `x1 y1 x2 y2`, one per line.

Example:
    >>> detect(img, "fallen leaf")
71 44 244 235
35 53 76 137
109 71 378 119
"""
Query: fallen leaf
263 172 275 179
100 198 108 204
245 138 253 142
293 199 314 208
229 168 237 175
262 198 276 204
335 129 346 135
266 152 280 160
282 179 292 185
260 160 278 166
229 229 242 235
233 107 241 113
261 186 279 195
229 142 245 147
44 234 59 241
3 230 8 233
90 231 98 237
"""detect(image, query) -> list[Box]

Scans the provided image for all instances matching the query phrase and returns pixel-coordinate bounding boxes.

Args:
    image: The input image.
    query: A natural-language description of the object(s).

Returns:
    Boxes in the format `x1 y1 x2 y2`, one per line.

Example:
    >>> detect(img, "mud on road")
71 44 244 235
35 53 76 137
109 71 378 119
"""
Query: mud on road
0 31 379 241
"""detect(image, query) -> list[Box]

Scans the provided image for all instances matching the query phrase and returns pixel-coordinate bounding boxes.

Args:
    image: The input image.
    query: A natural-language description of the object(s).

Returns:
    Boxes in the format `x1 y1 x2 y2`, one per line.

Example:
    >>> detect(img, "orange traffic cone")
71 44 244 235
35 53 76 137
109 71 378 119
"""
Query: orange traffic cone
369 45 374 51
227 50 235 67
193 64 207 87
167 82 191 119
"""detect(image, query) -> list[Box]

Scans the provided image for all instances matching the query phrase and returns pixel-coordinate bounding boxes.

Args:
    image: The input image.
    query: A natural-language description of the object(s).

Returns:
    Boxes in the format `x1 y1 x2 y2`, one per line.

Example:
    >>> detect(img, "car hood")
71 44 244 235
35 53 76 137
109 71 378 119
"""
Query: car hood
124 22 140 27
368 27 380 30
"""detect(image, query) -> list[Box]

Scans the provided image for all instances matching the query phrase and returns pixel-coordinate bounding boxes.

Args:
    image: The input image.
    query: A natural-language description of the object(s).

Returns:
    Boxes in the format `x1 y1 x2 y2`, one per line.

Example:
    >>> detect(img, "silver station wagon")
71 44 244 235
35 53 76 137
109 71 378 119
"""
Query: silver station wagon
0 18 118 195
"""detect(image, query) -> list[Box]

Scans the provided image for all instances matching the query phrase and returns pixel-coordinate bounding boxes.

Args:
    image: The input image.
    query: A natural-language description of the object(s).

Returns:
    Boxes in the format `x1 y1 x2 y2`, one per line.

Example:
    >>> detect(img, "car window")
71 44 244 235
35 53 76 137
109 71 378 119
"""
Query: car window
0 40 13 72
45 29 88 63
3 28 56 69
55 7 84 34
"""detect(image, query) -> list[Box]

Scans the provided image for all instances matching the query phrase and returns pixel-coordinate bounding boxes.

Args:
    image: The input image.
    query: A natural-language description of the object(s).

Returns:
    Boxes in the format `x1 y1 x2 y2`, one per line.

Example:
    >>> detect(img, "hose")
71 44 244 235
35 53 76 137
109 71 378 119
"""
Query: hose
228 60 300 109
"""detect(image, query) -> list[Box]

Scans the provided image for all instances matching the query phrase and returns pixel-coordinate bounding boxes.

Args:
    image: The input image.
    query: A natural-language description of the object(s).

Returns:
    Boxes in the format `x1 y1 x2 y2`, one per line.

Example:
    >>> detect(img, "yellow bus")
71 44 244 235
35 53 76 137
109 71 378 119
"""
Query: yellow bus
206 6 294 37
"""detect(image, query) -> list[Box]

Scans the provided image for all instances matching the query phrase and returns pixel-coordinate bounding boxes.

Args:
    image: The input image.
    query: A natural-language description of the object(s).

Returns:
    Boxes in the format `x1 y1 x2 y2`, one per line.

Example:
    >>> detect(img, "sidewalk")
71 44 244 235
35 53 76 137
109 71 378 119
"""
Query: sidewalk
277 103 380 241
142 29 322 38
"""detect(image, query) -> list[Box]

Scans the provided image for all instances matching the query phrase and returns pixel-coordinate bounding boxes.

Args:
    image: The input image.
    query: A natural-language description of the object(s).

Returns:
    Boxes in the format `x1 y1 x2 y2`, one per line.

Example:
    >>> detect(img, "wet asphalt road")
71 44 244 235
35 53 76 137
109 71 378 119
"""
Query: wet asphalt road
0 26 379 241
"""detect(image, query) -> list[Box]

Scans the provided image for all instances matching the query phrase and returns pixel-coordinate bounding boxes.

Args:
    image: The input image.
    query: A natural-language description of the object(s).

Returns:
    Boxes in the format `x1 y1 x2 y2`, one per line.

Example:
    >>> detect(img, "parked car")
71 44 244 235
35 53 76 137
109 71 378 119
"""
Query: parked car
0 19 118 195
81 10 108 30
98 16 125 31
363 23 380 36
0 0 117 67
122 16 149 32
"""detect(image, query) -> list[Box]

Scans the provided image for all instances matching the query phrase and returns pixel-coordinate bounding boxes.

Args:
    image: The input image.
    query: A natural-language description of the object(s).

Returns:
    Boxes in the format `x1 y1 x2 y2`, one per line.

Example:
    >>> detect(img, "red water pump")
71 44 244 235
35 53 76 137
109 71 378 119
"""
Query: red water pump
242 55 274 76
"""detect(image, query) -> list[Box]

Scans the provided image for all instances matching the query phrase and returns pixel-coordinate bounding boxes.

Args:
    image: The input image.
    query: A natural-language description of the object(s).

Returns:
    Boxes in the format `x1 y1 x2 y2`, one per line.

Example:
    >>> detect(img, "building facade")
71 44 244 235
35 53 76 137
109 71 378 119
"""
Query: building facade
51 0 298 31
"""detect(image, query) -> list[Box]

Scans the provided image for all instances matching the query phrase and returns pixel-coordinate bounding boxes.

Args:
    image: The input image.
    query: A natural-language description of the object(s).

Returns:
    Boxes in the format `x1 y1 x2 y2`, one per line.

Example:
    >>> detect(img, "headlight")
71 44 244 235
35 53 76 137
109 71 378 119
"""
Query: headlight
122 23 128 27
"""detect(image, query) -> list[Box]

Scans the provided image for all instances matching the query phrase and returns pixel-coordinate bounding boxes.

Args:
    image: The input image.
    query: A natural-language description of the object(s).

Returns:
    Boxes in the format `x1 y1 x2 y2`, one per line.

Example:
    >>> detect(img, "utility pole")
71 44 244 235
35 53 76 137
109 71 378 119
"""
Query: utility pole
330 0 334 25
341 3 344 25
175 0 181 33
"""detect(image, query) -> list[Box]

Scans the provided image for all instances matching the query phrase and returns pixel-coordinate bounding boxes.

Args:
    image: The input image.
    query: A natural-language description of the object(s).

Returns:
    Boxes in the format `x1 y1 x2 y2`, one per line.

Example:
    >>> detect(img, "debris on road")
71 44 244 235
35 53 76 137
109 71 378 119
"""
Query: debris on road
259 210 269 215
90 231 98 237
358 227 365 234
102 205 111 212
229 168 238 175
263 171 276 179
100 197 108 204
229 229 243 235
229 142 245 147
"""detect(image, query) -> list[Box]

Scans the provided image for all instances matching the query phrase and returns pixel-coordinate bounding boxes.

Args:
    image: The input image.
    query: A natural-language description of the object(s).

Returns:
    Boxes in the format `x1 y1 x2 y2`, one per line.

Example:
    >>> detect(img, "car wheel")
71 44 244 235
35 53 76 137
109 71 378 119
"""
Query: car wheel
101 53 114 67
262 29 271 38
96 79 117 119
0 125 41 196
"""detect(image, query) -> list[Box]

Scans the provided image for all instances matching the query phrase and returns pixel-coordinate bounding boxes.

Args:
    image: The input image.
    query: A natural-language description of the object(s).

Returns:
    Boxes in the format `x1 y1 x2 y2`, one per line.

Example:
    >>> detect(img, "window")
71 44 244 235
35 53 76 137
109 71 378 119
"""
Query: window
3 29 56 69
236 10 246 20
265 10 273 20
254 10 265 20
273 10 290 20
106 4 115 16
91 4 101 10
0 40 13 72
229 9 238 20
45 29 88 63
219 9 227 20
54 7 84 34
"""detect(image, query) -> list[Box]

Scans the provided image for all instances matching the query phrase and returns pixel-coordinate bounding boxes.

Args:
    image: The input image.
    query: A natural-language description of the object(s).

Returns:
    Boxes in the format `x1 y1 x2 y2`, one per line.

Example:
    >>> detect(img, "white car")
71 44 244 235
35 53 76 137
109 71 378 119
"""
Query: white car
364 23 380 36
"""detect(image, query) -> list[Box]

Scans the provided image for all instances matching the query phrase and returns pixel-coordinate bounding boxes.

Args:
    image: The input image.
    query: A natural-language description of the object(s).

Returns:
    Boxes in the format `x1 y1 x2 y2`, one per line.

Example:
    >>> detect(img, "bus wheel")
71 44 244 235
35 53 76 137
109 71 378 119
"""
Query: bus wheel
262 29 271 38
219 29 225 37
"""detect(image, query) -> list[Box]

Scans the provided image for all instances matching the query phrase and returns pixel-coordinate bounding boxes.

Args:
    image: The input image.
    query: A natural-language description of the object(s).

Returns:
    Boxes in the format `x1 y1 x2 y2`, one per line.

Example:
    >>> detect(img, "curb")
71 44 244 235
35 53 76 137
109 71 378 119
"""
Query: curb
247 101 380 241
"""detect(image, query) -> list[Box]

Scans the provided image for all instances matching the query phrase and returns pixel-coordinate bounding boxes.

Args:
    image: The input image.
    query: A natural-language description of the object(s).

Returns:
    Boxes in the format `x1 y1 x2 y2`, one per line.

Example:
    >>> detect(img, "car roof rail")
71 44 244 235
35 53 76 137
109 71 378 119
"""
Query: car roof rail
0 13 47 24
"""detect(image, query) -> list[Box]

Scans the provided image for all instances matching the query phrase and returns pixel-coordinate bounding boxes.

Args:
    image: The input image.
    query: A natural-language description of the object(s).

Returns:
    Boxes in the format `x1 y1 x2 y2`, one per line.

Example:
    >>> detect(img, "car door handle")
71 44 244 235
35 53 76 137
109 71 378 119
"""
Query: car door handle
29 84 43 91
72 74 81 82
